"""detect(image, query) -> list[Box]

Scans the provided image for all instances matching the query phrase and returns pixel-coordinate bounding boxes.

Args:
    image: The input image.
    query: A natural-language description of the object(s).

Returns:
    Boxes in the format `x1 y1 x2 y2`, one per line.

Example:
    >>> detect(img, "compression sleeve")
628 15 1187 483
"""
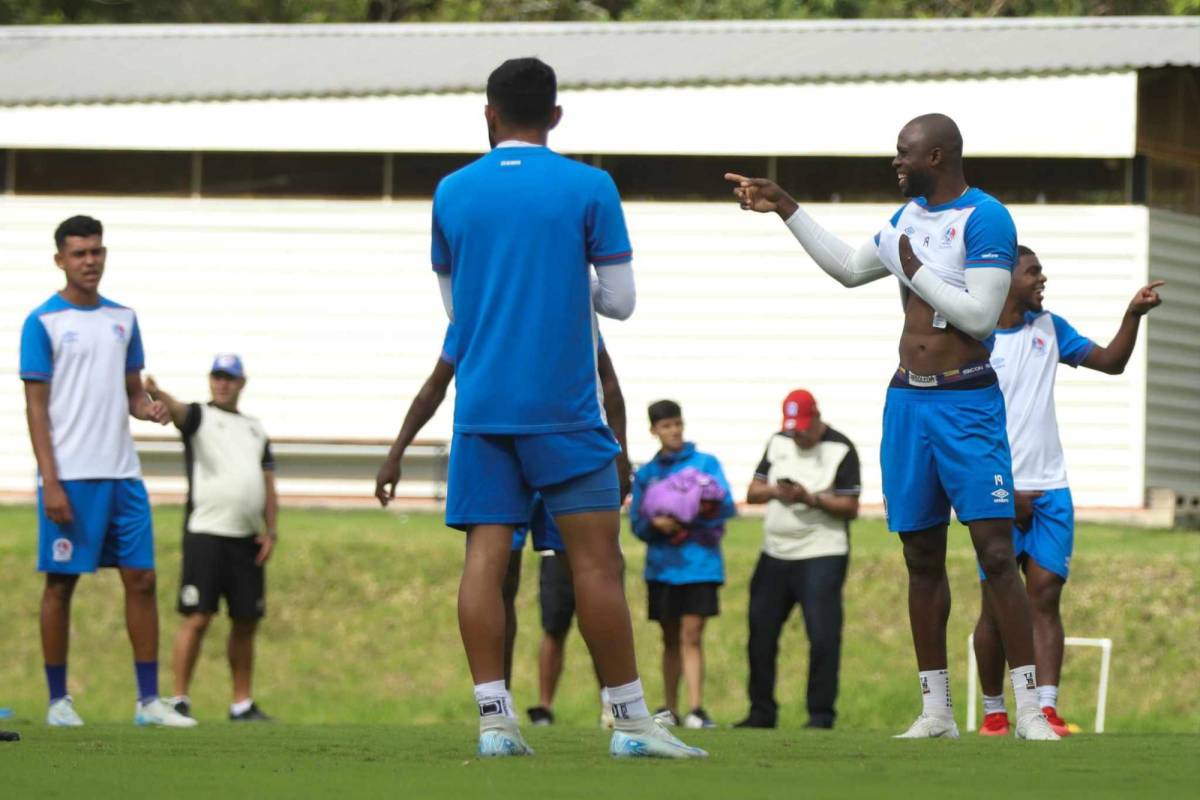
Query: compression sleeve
909 265 1011 341
438 272 454 321
591 261 636 321
783 207 890 288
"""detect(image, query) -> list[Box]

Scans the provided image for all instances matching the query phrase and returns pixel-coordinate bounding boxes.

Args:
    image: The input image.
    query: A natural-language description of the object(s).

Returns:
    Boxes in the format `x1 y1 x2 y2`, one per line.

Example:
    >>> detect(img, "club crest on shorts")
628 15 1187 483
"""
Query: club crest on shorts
180 584 200 607
52 538 73 562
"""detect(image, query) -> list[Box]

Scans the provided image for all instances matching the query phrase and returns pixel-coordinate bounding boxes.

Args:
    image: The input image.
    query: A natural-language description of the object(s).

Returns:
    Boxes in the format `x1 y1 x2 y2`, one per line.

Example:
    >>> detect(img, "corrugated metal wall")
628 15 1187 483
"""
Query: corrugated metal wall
0 196 1152 509
1146 210 1200 505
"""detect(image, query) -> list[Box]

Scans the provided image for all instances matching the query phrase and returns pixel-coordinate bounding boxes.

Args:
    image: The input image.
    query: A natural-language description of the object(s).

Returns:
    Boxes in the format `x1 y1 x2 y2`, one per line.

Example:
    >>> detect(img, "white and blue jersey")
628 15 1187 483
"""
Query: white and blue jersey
992 311 1094 492
986 310 1095 580
432 145 631 435
876 187 1017 350
20 294 145 480
19 293 155 573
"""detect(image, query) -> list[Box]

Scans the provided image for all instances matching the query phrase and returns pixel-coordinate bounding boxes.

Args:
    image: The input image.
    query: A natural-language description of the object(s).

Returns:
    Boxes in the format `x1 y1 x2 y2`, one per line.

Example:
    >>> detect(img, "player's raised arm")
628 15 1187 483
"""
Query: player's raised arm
725 173 888 288
143 376 189 429
1080 281 1166 375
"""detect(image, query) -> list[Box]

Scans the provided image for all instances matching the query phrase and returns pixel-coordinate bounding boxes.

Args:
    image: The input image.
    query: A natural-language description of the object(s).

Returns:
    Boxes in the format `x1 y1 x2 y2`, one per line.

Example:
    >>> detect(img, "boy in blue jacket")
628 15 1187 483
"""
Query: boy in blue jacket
630 400 736 729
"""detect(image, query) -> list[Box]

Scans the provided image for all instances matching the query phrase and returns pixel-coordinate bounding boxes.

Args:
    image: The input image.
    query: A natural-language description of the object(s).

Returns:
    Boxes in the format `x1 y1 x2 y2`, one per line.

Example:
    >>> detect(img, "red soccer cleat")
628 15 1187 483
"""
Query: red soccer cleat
1042 706 1073 737
979 712 1011 736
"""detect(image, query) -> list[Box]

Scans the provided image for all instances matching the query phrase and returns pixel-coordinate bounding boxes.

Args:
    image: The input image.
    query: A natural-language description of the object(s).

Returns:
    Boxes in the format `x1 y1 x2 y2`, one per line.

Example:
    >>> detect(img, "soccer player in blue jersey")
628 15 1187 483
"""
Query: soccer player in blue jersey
974 246 1165 737
426 58 705 758
727 114 1058 740
20 215 196 728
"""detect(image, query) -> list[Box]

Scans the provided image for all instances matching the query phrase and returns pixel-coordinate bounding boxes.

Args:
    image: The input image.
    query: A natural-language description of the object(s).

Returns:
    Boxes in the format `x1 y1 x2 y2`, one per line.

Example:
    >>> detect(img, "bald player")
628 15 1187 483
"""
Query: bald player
727 114 1058 740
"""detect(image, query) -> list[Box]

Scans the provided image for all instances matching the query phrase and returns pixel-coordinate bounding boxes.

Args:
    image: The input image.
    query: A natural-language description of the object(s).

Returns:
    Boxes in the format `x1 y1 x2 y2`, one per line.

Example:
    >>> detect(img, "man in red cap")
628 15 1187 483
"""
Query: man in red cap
735 390 861 729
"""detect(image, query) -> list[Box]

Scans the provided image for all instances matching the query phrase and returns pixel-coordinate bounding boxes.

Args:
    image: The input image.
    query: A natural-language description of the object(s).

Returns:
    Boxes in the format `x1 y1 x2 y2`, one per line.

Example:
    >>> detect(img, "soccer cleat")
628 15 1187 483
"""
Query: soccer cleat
978 712 1011 736
135 697 199 728
526 706 554 726
164 696 192 718
652 707 679 727
893 713 960 739
478 717 534 757
1015 710 1061 741
230 703 273 722
1041 706 1072 737
683 708 717 729
610 718 708 759
47 696 84 727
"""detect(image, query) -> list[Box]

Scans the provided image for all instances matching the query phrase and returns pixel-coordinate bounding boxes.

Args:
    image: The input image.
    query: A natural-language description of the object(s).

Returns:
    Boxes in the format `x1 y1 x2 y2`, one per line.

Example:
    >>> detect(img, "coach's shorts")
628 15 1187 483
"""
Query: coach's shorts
38 478 154 573
446 427 621 530
178 532 266 619
539 553 576 636
646 581 720 622
978 487 1074 582
881 382 1015 533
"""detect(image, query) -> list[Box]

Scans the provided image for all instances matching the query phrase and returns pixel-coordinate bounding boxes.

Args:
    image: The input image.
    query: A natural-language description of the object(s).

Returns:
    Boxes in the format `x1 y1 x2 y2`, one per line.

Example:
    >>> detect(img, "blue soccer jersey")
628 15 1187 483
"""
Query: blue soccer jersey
438 322 605 368
431 145 631 434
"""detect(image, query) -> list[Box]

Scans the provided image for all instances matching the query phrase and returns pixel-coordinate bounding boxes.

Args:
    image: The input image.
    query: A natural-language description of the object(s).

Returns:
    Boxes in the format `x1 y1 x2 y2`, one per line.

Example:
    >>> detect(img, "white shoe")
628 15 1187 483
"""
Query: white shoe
134 697 199 728
611 717 708 759
893 713 960 739
478 717 534 757
47 696 84 727
652 708 679 727
1015 710 1062 741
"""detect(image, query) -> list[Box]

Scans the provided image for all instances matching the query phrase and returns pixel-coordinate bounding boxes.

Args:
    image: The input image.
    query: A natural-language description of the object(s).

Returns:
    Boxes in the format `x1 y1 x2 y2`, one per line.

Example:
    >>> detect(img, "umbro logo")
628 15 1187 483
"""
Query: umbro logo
992 488 1010 503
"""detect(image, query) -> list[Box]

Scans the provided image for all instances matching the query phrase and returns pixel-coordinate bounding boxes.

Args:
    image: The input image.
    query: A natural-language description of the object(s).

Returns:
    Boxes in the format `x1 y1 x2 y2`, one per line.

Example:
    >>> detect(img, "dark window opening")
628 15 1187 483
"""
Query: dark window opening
601 155 770 202
391 154 477 197
14 150 190 196
202 152 383 197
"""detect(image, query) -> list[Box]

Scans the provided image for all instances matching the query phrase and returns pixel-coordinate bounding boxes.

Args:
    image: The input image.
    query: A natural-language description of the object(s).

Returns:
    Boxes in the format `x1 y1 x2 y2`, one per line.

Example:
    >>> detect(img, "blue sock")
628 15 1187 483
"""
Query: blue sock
45 664 68 703
134 661 158 704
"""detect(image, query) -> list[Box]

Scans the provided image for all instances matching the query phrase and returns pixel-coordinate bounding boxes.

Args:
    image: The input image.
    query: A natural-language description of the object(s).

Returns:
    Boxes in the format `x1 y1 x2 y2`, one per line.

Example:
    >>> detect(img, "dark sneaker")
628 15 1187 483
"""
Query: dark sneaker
526 706 555 726
229 703 273 722
803 719 834 730
683 708 717 729
652 707 679 727
0 730 20 742
166 696 192 718
733 715 776 729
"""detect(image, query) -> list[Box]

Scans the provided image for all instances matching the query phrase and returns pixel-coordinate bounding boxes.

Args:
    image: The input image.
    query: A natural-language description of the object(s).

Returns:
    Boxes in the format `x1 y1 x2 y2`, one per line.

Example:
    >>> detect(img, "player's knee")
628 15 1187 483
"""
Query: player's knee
902 546 943 579
977 548 1017 581
185 612 214 633
1028 583 1062 618
43 574 78 602
122 568 157 596
680 622 704 648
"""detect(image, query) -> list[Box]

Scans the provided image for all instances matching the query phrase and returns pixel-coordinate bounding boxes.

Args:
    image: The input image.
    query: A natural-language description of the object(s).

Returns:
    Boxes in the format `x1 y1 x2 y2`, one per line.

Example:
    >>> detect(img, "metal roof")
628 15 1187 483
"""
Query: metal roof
1 17 1197 107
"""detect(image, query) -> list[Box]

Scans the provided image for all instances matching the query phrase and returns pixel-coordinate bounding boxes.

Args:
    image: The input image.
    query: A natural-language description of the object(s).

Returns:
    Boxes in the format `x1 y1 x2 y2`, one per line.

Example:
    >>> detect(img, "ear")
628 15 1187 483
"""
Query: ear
928 145 943 167
548 106 563 131
484 104 498 126
54 251 65 269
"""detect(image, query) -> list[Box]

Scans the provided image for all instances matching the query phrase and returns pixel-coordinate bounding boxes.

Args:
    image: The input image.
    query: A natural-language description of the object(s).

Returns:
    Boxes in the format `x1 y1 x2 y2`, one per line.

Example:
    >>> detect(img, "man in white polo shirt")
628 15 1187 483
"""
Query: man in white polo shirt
145 354 278 722
735 389 861 730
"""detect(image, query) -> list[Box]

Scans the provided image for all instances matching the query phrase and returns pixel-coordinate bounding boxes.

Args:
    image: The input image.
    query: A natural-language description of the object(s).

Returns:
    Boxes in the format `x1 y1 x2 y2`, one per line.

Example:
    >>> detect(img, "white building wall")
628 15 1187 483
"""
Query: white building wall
1146 210 1200 504
0 196 1149 508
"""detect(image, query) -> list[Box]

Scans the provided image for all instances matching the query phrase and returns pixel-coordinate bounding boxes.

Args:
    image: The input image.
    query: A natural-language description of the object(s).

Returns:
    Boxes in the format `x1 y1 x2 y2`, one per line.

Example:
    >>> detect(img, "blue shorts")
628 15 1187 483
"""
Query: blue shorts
978 487 1074 581
510 497 567 553
38 479 155 573
447 427 621 530
881 383 1015 533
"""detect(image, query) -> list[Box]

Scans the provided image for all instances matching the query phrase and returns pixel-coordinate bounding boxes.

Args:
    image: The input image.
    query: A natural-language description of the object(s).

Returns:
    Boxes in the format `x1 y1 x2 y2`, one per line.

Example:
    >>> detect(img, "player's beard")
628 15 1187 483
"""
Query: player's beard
902 170 932 199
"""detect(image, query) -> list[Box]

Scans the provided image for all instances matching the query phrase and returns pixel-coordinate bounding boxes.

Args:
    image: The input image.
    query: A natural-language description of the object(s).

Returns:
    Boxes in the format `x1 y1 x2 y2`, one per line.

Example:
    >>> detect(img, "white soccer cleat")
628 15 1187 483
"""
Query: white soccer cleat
893 713 960 739
47 696 84 727
134 697 199 728
1015 710 1062 741
610 717 709 759
478 717 535 757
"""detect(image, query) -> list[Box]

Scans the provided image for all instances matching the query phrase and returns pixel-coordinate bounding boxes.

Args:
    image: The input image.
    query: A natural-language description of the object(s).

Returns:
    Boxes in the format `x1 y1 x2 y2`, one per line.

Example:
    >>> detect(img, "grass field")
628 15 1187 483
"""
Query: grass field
1 506 1198 798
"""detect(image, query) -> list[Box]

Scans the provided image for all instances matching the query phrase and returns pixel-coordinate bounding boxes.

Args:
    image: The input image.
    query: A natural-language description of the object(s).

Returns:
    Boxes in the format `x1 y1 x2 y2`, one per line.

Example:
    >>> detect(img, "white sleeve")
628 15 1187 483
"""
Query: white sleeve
910 266 1011 341
783 207 890 288
591 261 636 321
438 272 454 322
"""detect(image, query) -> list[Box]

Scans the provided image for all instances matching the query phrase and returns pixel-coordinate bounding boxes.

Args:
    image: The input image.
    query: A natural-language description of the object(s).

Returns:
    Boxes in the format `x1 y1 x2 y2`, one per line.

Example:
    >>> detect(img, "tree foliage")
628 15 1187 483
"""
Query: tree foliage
0 0 1195 24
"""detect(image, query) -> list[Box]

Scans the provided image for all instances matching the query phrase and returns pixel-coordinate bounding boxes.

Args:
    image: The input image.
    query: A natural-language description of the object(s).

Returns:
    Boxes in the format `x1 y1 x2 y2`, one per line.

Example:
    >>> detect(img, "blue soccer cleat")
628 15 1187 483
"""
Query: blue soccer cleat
610 718 708 759
478 718 534 757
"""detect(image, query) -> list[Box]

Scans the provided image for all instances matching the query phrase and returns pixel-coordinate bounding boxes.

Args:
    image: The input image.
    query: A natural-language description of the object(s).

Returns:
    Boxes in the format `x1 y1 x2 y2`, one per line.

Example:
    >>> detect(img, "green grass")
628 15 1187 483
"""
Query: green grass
3 725 1198 800
1 506 1197 737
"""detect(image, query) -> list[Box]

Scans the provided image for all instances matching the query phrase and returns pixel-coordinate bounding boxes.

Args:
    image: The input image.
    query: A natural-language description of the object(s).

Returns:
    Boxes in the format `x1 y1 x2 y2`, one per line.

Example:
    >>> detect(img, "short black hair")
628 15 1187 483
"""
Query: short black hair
55 215 103 250
648 400 682 425
1017 244 1036 257
486 57 557 127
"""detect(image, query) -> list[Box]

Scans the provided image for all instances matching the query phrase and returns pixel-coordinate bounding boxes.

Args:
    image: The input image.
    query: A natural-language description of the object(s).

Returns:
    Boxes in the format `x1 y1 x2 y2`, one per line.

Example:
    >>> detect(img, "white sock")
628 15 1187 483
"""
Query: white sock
230 698 253 716
1010 665 1039 714
982 693 1006 715
1038 684 1059 711
607 678 650 730
473 680 514 726
600 687 610 708
919 669 953 719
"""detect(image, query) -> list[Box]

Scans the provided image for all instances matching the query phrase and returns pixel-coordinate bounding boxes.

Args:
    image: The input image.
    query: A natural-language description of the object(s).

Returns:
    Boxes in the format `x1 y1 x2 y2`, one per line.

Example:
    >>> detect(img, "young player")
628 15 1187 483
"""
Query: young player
974 247 1165 736
727 114 1058 740
430 58 704 758
630 400 736 730
144 356 279 722
19 215 195 728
